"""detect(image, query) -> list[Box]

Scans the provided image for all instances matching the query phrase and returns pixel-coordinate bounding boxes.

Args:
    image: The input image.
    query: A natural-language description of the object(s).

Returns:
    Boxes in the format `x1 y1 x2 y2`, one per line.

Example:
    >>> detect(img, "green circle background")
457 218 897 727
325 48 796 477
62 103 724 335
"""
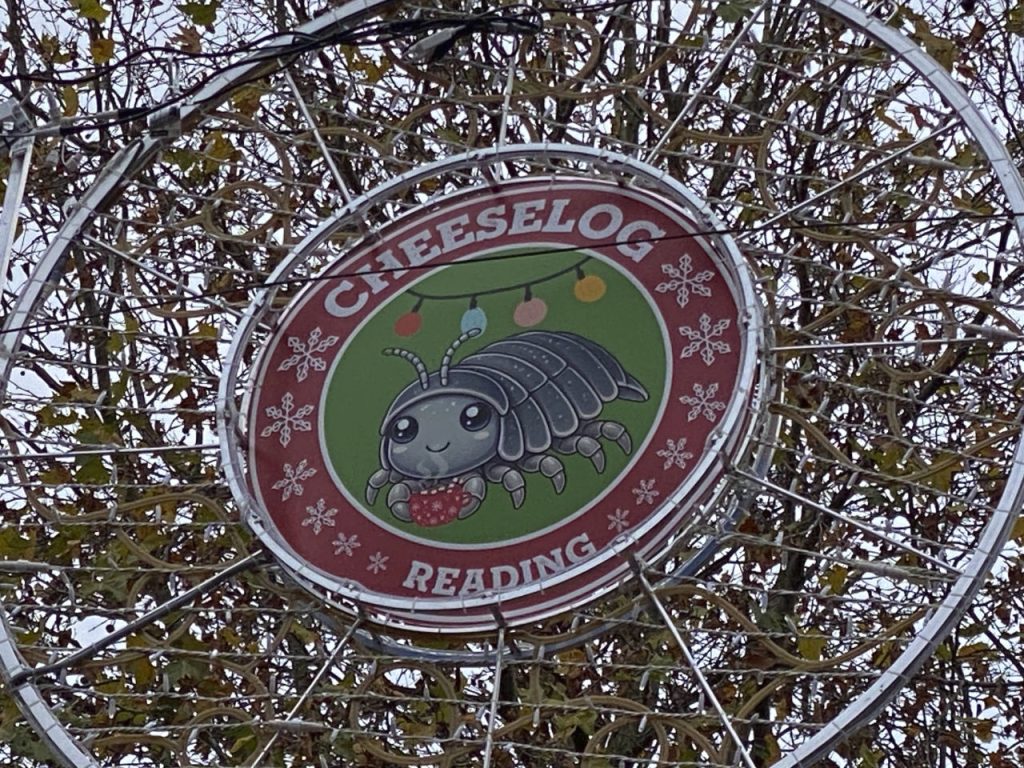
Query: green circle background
322 250 666 544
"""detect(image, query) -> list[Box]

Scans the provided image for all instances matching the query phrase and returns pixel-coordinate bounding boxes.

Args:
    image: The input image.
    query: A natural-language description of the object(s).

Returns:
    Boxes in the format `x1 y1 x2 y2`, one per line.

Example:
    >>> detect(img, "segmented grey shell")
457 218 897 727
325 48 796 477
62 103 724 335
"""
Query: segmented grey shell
458 331 648 461
381 330 648 462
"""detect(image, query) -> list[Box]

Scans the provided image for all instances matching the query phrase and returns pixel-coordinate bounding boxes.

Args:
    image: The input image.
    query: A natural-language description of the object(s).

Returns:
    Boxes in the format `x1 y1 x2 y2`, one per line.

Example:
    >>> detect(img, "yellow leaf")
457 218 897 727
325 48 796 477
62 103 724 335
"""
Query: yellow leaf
229 733 256 757
90 37 114 64
218 626 242 647
859 743 883 768
61 86 78 117
171 24 202 53
230 85 266 117
202 131 237 170
762 733 781 762
193 322 218 339
340 45 391 84
556 647 587 677
0 528 36 560
822 565 848 595
840 308 873 342
129 655 155 687
797 631 827 661
178 0 219 27
71 0 110 22
872 640 895 668
912 19 957 72
920 451 962 493
872 105 911 140
957 641 992 659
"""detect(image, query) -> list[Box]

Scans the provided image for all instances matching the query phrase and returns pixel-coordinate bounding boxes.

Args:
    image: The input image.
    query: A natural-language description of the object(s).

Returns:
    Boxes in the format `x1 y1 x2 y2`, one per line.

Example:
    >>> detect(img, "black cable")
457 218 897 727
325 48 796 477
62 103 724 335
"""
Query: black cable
2 8 544 140
3 24 373 138
1 208 1019 338
0 28 307 89
0 0 629 93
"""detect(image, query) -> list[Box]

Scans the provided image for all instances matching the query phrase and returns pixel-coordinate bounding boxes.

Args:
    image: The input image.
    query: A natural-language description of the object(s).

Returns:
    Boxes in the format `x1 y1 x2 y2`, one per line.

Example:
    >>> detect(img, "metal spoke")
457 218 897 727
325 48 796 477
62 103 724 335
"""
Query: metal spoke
482 626 506 768
283 67 353 205
246 618 361 768
740 122 959 239
724 528 956 586
0 101 35 298
83 235 249 321
643 1 770 164
8 551 266 686
735 470 963 576
635 562 758 768
773 331 1024 353
496 40 518 148
0 443 221 462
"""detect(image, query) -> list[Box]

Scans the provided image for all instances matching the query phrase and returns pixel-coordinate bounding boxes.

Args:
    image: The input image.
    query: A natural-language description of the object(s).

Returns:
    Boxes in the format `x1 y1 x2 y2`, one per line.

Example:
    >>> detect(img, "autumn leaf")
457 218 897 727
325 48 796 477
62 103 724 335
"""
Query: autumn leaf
61 86 78 117
171 24 202 53
798 629 827 661
90 37 115 64
1011 515 1024 542
716 0 760 23
71 0 110 22
230 85 266 117
178 0 219 27
912 18 957 71
821 565 848 595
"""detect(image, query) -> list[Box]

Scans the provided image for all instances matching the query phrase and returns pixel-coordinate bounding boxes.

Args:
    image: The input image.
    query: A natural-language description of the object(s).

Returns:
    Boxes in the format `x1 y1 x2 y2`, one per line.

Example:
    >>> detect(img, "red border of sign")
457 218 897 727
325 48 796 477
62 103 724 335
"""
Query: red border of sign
245 179 754 628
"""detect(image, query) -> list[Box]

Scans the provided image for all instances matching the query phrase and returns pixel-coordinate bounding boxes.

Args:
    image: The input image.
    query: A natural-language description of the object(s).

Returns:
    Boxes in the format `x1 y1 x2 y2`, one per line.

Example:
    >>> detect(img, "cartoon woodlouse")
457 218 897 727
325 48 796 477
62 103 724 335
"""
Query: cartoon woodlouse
365 329 649 524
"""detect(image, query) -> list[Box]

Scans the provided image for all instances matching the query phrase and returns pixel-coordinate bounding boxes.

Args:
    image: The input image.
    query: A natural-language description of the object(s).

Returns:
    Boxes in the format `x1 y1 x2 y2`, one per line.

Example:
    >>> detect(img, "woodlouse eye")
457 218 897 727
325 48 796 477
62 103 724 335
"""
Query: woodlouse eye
460 402 492 431
389 416 419 443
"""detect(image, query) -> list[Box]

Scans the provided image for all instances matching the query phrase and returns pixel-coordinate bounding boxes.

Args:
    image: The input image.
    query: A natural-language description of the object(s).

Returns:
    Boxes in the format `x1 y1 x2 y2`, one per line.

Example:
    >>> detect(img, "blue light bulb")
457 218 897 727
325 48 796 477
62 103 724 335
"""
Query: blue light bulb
460 301 487 333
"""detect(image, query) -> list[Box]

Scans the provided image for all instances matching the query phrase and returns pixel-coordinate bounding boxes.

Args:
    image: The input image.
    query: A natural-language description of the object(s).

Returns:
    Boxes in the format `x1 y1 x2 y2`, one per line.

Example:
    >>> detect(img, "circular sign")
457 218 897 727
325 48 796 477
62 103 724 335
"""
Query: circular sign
243 177 760 631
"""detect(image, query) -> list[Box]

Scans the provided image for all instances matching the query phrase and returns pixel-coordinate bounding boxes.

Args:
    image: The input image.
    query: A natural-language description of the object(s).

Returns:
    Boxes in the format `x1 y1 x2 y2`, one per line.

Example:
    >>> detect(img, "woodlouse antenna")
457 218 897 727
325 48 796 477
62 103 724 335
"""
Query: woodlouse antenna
440 329 481 386
382 347 430 389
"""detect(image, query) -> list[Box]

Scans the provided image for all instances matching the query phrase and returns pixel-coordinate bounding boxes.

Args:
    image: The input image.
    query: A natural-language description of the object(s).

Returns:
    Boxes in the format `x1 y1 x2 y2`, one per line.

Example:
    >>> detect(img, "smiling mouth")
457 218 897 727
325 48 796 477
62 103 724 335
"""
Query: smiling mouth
426 442 450 453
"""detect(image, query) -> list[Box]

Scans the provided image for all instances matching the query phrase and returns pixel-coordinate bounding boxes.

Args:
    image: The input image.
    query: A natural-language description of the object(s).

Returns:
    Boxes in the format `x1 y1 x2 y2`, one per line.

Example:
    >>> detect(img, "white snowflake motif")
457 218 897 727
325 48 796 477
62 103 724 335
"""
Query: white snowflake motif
656 254 714 308
278 327 340 382
657 437 694 470
272 459 317 501
260 392 314 447
333 532 361 557
367 552 389 574
607 508 631 533
678 314 732 366
632 478 659 505
301 498 337 535
679 382 726 423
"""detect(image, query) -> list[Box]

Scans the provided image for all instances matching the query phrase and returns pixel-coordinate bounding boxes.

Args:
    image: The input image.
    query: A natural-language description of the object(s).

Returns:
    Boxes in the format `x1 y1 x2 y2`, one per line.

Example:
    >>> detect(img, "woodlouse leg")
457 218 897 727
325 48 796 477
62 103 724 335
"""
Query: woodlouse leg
386 482 413 522
555 435 606 474
582 420 632 454
485 462 526 508
366 468 401 506
459 473 487 518
518 454 566 494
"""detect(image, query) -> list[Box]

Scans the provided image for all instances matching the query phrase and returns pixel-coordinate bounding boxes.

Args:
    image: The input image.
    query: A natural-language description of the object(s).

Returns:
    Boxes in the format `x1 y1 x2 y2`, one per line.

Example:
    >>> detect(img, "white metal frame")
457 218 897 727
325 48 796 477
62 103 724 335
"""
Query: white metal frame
217 145 770 630
0 1 1020 766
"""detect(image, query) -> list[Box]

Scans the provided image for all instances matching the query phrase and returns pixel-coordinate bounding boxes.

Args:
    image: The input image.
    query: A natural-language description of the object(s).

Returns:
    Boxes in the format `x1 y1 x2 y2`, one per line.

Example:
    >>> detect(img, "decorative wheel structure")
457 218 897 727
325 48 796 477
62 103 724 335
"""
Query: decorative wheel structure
1 2 1023 767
